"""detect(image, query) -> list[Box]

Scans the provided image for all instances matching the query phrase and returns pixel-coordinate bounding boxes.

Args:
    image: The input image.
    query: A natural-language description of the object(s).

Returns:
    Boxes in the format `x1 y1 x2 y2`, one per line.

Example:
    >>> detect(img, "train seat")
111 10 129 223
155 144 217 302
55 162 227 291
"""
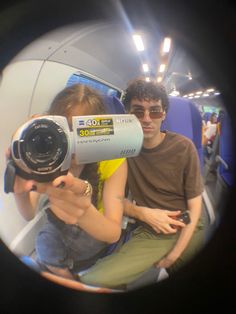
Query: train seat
160 97 216 225
215 111 235 212
102 95 126 114
161 96 203 169
203 133 220 183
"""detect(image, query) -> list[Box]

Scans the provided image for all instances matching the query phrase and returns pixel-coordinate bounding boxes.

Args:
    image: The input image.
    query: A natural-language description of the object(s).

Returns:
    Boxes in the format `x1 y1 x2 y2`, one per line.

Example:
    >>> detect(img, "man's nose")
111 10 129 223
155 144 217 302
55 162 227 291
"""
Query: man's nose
142 110 152 122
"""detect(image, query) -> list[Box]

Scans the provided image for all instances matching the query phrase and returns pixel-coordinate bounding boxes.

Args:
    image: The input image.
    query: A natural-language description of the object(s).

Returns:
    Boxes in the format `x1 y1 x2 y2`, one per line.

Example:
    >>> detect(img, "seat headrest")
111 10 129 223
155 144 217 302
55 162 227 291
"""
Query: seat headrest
102 95 126 114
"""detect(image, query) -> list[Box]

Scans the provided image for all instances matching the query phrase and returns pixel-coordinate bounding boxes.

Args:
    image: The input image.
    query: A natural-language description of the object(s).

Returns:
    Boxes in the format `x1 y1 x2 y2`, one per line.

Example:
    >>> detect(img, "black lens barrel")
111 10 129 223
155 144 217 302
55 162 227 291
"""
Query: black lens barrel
18 119 68 175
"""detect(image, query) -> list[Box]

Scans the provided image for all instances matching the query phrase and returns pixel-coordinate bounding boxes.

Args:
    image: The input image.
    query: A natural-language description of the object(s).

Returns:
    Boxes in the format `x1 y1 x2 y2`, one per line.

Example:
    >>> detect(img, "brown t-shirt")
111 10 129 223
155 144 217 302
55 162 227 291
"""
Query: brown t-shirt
127 131 204 212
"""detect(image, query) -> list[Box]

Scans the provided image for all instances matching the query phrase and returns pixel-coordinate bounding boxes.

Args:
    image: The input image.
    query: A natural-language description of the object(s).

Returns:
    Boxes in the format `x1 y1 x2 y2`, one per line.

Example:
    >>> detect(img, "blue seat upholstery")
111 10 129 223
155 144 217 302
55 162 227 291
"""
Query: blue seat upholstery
20 256 41 273
161 96 203 169
217 112 235 187
102 95 126 114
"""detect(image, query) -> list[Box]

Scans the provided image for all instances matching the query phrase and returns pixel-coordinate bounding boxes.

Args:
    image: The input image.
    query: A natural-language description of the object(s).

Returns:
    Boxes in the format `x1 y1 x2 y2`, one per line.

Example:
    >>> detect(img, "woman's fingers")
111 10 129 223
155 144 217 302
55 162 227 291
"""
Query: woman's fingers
13 176 36 194
49 199 85 224
52 173 92 197
5 148 11 160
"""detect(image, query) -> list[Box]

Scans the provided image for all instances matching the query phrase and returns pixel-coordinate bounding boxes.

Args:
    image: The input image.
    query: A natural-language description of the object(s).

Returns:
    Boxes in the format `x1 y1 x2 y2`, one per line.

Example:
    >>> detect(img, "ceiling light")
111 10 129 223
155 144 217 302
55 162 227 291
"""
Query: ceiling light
142 63 149 72
132 34 144 51
169 90 180 96
162 37 171 53
159 64 166 73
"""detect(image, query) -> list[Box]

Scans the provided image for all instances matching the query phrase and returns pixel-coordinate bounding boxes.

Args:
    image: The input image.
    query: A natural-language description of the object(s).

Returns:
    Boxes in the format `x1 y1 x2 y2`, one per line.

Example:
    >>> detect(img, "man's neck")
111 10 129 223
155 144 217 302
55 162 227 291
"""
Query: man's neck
143 131 166 149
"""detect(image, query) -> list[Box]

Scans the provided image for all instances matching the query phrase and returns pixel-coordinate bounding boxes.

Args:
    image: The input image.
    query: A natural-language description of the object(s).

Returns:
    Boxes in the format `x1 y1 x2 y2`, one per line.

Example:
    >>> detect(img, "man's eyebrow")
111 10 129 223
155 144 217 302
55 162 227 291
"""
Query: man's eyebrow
149 105 162 110
131 104 144 109
131 104 162 109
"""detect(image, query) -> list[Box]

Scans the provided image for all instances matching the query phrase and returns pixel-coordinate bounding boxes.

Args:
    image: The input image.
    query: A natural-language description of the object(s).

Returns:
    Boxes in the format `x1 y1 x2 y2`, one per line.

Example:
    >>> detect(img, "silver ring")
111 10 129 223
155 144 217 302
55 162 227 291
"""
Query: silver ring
83 180 93 197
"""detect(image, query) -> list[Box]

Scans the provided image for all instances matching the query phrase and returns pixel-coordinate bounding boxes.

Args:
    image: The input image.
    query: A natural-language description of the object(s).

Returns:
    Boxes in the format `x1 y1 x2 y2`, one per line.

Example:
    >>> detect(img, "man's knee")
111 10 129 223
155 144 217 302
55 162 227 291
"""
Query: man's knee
80 268 118 288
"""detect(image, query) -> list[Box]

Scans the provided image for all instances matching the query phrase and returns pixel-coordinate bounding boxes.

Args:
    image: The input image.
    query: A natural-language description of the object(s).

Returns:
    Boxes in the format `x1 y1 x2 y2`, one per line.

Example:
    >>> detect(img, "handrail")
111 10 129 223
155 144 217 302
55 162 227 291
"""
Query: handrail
215 155 229 170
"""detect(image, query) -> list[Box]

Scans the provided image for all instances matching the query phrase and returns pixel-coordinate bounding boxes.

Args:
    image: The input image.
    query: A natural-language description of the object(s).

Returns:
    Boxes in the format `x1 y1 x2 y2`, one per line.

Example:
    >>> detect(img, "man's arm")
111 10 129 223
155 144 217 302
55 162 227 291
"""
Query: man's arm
124 198 186 234
157 194 202 268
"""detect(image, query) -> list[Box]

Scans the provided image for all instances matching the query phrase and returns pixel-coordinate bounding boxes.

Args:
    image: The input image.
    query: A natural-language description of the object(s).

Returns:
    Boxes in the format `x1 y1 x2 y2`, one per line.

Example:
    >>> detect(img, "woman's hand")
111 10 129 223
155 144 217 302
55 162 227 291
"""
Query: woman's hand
35 173 93 225
5 148 36 194
13 175 36 194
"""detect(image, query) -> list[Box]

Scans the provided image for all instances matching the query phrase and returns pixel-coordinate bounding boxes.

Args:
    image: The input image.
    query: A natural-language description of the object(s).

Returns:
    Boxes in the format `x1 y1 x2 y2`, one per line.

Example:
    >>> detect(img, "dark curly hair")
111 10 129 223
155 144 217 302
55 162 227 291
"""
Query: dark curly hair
48 84 107 207
122 78 169 113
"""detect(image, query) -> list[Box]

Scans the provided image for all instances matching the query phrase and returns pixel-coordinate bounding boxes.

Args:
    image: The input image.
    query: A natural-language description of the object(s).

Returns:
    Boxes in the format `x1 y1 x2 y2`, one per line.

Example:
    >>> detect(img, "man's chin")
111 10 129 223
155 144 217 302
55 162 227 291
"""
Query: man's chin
143 135 154 142
143 131 153 137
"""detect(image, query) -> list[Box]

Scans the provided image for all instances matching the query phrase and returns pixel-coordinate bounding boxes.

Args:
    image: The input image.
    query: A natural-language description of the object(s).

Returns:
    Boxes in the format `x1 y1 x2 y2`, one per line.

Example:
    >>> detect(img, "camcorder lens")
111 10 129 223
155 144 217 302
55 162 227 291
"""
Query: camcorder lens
19 119 68 175
29 131 55 160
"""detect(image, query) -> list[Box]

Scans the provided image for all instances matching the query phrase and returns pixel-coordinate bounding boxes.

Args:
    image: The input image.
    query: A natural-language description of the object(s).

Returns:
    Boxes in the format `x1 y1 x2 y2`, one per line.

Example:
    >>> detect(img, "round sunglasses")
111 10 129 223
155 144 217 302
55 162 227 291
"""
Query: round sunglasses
131 109 164 119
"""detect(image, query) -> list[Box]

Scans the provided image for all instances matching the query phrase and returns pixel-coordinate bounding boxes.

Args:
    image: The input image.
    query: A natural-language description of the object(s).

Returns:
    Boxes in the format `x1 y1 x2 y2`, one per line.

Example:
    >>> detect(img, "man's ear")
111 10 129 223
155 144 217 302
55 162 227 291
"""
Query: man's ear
162 111 166 121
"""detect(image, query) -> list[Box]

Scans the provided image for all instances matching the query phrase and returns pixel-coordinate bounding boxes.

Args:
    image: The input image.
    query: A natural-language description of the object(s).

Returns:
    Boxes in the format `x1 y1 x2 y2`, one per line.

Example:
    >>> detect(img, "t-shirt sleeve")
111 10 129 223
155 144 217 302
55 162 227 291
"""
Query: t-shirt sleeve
184 142 204 199
98 158 126 180
97 158 126 213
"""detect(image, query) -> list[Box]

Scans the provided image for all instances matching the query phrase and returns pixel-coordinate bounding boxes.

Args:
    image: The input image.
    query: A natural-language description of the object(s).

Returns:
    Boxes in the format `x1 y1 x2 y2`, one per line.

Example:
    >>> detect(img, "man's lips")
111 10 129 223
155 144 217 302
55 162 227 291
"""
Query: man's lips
142 126 153 132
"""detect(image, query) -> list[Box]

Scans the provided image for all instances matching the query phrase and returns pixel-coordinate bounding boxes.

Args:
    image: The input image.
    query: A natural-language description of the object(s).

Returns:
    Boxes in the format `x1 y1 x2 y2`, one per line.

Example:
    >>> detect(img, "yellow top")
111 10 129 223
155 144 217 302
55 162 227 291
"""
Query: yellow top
97 158 126 213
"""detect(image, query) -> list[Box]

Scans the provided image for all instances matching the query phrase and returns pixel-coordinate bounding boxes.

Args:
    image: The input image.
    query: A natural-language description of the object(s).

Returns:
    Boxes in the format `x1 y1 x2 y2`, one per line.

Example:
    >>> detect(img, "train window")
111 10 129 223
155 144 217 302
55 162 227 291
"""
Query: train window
66 72 122 98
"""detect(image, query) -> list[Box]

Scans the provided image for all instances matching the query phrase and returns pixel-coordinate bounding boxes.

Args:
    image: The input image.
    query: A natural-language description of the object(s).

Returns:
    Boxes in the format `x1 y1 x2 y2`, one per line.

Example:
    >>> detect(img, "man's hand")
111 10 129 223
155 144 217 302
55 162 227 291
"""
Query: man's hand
140 207 186 234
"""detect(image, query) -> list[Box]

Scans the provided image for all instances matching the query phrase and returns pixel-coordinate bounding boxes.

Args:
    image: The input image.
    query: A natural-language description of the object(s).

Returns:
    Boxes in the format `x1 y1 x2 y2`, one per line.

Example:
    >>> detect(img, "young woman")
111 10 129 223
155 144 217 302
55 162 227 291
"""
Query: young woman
12 84 127 280
203 112 218 146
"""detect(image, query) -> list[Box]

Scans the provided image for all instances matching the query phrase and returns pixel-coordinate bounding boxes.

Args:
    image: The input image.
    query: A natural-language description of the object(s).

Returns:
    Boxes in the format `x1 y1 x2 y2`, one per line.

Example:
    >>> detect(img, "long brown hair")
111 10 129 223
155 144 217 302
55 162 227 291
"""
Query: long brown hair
48 84 107 207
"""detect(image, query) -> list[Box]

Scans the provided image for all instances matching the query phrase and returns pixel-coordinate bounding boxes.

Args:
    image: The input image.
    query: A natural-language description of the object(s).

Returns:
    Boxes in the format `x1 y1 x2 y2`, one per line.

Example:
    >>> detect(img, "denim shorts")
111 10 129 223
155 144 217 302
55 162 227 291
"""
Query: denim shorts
35 209 108 272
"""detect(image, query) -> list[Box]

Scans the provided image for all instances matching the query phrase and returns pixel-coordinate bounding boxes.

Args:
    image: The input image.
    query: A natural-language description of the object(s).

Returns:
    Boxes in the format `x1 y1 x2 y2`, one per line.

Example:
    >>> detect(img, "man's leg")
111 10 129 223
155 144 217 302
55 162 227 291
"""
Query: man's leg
168 223 205 274
80 227 178 288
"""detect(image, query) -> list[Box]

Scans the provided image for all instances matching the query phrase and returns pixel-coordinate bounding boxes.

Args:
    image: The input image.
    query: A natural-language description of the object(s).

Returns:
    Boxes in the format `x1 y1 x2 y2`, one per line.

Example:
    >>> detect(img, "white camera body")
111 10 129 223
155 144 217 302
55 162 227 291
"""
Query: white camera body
10 114 143 182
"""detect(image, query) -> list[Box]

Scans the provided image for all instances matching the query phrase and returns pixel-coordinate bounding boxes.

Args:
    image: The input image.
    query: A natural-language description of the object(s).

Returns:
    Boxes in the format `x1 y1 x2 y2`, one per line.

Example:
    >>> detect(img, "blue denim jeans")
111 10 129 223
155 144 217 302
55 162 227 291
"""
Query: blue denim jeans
35 209 108 273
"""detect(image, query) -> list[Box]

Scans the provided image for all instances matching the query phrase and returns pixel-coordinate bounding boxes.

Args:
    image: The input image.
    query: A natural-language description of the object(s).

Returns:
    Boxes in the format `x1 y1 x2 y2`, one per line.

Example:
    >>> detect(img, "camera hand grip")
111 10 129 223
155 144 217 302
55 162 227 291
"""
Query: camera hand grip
4 160 16 193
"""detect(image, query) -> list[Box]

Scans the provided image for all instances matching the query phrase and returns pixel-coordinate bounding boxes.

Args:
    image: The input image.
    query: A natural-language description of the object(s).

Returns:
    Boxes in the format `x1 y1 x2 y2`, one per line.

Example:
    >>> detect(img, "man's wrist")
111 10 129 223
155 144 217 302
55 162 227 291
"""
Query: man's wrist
168 250 181 261
124 199 150 222
132 204 149 222
124 199 139 220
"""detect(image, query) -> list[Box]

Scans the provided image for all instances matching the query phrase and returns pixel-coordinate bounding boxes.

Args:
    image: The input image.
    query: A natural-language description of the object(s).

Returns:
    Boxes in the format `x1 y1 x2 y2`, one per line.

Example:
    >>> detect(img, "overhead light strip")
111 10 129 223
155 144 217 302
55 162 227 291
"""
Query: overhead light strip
142 63 149 72
132 34 144 51
162 37 171 54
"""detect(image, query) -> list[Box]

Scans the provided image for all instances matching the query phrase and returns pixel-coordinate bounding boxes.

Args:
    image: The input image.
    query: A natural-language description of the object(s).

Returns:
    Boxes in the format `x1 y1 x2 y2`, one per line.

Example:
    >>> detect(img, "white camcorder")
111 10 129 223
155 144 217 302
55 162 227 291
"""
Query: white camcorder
9 114 143 182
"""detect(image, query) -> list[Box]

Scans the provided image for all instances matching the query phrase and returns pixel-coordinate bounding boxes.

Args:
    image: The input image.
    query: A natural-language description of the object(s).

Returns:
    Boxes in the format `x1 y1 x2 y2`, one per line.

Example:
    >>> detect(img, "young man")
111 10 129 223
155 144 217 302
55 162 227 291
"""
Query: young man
79 78 205 289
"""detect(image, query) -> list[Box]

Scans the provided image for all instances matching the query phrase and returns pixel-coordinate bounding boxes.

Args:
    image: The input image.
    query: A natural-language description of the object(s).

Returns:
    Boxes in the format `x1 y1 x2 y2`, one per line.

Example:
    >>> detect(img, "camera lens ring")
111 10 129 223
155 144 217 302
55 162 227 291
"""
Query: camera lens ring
19 119 68 174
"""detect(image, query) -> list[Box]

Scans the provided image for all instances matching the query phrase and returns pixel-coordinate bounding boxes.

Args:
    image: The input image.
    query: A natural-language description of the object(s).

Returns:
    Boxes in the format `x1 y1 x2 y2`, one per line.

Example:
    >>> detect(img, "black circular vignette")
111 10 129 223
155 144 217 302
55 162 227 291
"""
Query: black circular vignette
0 1 236 313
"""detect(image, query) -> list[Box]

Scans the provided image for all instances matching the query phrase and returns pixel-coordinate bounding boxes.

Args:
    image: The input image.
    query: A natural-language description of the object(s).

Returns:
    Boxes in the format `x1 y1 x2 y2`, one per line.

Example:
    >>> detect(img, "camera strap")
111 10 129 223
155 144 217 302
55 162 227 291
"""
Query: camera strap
4 160 16 193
